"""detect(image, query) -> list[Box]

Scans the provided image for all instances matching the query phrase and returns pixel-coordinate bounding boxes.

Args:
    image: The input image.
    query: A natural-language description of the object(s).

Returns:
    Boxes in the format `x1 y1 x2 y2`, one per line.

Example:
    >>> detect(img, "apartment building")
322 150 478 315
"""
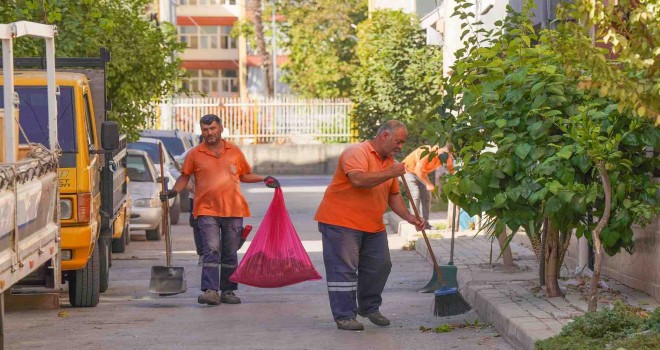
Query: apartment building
176 0 242 97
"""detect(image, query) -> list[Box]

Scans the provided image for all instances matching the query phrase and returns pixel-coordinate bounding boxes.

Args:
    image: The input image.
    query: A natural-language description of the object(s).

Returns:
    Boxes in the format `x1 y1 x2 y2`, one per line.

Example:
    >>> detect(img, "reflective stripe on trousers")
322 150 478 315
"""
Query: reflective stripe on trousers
319 222 392 321
197 216 243 292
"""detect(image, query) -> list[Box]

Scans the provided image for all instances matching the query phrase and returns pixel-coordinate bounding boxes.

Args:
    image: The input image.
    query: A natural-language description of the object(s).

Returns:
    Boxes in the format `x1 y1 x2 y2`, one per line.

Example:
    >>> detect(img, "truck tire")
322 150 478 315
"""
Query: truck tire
68 242 100 307
180 190 191 212
112 233 126 253
146 224 162 241
99 237 111 293
170 196 181 225
112 222 130 253
124 222 130 246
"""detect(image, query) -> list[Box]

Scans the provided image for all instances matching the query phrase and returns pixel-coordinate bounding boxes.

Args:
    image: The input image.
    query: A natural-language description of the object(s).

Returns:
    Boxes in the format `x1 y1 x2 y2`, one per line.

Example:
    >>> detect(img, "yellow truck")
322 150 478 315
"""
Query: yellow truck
1 49 130 307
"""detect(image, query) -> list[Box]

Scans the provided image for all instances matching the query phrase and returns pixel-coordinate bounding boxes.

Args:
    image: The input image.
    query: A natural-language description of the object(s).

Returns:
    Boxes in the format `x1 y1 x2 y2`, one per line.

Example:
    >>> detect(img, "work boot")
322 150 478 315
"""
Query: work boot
358 311 391 327
220 290 241 304
336 318 364 331
197 290 221 306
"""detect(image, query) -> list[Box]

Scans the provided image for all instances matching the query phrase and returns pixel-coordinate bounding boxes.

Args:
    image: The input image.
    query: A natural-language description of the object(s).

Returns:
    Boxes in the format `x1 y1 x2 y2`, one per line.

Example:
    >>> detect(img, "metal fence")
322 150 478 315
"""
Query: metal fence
164 97 354 144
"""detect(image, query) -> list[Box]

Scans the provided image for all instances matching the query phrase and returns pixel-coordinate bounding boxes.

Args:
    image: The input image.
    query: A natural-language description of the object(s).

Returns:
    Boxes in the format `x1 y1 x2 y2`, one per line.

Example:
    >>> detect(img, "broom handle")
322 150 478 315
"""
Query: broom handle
449 202 456 265
159 144 171 267
400 175 446 286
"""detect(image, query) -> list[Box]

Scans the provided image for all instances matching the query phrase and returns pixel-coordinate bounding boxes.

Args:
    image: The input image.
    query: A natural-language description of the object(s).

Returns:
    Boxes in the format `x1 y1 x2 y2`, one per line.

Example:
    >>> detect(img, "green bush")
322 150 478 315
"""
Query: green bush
535 302 659 350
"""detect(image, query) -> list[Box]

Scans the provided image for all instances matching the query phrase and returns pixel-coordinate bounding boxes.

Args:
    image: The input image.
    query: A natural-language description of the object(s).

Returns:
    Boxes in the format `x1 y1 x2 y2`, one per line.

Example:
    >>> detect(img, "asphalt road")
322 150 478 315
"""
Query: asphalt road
5 176 512 350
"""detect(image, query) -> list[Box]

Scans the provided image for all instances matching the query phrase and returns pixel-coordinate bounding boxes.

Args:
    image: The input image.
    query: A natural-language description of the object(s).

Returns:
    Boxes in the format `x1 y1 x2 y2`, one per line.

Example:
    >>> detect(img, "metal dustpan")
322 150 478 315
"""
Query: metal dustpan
149 144 187 296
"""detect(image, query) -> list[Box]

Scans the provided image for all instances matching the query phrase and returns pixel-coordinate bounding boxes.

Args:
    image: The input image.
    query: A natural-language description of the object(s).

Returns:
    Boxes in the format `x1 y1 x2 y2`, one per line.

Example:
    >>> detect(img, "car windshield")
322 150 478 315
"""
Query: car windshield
152 136 186 156
0 86 76 152
128 142 169 166
127 155 154 182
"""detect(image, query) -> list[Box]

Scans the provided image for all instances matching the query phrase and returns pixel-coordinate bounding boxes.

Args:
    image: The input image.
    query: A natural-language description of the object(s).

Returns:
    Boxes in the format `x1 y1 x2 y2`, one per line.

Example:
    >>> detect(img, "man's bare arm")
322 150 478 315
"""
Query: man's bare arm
171 174 191 194
239 173 264 183
347 163 406 188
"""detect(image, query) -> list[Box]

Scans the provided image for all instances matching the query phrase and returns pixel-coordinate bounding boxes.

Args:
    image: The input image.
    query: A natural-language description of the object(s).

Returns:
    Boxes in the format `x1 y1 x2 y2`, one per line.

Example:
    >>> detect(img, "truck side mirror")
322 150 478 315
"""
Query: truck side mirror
101 121 120 151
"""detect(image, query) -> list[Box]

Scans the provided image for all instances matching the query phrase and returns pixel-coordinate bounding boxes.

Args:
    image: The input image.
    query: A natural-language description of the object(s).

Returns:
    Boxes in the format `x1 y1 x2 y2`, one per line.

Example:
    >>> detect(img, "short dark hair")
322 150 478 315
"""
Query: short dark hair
200 114 222 126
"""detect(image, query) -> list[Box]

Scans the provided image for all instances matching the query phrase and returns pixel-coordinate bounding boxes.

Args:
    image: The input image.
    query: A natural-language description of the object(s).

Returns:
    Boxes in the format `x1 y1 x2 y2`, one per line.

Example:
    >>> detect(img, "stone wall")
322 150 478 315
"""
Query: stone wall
240 144 351 175
565 181 660 301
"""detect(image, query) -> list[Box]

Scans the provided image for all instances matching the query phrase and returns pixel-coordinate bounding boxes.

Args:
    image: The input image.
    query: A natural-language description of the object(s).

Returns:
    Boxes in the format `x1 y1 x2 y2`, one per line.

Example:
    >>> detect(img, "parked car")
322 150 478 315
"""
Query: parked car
140 129 192 157
127 138 181 224
182 131 200 148
126 149 165 241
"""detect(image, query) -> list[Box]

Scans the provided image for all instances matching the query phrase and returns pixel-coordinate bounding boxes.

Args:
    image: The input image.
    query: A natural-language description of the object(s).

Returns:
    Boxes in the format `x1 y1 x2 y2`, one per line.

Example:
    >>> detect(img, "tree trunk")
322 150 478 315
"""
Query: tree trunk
539 216 548 288
588 160 612 312
497 229 515 270
248 0 273 97
544 218 562 297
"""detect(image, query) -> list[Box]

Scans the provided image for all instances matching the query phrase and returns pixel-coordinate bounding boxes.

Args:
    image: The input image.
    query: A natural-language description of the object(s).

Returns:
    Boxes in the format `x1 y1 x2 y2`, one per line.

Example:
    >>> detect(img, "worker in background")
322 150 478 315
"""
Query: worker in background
401 143 454 229
314 120 425 331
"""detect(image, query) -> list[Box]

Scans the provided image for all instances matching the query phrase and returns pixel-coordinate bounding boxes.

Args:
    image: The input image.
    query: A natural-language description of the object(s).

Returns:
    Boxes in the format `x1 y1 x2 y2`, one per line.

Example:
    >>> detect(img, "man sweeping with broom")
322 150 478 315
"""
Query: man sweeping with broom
314 120 426 331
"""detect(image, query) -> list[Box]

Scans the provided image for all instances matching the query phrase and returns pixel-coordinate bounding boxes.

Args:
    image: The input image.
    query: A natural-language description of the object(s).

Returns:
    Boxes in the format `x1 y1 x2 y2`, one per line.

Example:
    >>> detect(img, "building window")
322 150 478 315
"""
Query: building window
178 26 237 49
178 0 237 5
183 69 239 95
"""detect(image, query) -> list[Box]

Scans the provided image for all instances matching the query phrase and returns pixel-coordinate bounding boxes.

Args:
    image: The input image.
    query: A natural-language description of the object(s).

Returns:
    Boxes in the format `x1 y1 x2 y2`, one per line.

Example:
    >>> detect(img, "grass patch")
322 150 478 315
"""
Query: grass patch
535 302 660 350
402 240 416 251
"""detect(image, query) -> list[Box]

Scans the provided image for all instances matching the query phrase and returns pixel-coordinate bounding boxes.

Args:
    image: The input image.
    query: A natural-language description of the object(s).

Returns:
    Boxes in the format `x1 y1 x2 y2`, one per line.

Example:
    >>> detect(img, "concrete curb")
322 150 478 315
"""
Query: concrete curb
415 236 555 350
414 234 660 350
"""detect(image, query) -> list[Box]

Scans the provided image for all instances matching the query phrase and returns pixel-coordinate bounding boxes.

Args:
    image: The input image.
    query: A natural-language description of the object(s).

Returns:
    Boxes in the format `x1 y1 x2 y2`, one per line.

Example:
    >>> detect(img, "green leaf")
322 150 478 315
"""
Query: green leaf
545 196 562 214
557 146 573 159
514 143 532 160
494 192 508 208
495 119 507 128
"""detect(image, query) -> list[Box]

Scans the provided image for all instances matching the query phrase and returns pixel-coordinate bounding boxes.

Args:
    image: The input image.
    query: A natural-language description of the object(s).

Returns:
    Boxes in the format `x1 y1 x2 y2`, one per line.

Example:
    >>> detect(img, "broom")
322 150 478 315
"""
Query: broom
400 175 471 317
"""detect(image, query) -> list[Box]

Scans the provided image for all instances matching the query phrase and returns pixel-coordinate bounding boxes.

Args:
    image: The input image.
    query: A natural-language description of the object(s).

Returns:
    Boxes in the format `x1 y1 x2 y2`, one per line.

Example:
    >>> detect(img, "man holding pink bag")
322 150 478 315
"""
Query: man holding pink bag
160 114 279 306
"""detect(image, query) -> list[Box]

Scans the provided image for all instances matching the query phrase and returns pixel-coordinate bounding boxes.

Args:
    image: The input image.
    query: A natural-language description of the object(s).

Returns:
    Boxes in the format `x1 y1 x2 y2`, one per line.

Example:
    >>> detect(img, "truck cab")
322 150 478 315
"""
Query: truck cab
0 62 129 307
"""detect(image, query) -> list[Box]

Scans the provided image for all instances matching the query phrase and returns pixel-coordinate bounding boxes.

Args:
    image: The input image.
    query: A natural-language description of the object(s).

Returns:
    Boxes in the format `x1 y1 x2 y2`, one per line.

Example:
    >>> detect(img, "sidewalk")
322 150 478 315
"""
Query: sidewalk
406 225 660 350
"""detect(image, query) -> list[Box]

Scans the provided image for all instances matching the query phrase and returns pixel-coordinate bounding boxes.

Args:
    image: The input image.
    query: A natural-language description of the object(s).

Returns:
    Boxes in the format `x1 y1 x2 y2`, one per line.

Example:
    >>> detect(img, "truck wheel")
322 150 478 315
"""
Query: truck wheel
180 190 191 212
68 242 100 307
99 237 111 293
124 222 130 246
146 224 162 241
112 233 126 253
170 196 181 225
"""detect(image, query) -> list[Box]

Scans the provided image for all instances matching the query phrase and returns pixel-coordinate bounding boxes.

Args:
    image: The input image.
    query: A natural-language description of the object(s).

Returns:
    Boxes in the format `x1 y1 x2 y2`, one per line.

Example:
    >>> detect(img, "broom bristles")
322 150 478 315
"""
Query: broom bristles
433 287 471 317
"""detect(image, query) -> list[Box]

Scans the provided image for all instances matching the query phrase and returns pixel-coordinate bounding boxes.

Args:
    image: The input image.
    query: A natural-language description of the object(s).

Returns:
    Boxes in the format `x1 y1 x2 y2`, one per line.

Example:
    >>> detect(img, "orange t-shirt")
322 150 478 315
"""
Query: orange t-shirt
402 146 454 177
181 141 252 218
314 141 400 233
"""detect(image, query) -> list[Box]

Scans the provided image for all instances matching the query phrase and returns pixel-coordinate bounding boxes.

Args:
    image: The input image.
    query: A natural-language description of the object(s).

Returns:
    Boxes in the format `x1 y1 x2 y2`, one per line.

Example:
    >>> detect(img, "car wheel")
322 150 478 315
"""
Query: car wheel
146 224 162 241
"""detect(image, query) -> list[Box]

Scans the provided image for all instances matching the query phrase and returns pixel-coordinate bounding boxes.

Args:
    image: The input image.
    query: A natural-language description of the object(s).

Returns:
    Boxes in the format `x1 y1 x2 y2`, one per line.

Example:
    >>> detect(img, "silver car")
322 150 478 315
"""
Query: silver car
127 149 165 241
127 138 181 224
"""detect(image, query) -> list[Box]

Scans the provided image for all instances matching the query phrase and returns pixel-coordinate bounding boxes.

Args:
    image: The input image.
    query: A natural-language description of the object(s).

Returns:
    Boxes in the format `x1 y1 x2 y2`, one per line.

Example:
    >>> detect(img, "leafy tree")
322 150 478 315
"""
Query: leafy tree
247 0 274 97
436 1 658 299
277 0 367 98
553 0 660 125
0 0 186 140
351 9 443 149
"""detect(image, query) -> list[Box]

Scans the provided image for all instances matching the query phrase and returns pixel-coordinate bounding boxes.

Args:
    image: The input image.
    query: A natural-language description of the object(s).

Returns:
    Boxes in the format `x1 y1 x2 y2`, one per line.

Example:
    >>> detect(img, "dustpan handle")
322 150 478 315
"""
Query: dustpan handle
400 175 446 286
159 144 172 267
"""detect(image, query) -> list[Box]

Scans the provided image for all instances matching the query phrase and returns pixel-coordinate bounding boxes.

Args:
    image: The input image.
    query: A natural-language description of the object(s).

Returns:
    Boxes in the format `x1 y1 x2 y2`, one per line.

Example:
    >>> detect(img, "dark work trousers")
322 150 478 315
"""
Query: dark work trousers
319 222 392 321
188 199 203 256
403 172 431 223
197 216 243 292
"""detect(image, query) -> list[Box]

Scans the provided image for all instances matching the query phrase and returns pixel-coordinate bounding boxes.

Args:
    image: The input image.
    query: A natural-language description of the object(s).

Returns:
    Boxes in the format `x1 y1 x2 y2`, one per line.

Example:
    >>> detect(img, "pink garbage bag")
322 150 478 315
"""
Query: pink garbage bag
230 187 322 288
